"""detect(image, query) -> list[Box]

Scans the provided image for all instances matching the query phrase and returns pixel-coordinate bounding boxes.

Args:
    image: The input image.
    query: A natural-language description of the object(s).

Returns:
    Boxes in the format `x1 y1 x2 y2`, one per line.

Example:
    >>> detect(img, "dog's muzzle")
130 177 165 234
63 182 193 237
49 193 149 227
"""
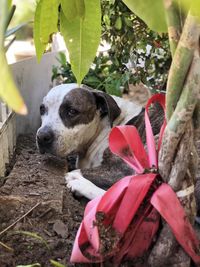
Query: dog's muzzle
36 126 54 154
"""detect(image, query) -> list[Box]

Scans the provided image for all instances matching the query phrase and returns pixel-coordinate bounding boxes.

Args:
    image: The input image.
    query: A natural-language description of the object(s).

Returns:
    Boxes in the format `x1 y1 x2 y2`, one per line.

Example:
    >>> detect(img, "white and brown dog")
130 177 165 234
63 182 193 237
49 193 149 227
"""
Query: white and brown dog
36 83 162 200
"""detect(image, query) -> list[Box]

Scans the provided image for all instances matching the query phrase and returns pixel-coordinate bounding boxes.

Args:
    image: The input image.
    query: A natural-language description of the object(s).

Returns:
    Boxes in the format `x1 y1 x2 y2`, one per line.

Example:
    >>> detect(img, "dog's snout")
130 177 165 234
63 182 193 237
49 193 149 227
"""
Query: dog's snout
37 127 54 146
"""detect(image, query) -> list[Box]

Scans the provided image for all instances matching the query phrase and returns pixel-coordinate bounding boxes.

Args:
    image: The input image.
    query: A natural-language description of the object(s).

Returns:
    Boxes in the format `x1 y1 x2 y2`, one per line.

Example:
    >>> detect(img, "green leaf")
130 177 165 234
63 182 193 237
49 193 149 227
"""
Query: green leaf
60 0 101 84
0 0 8 45
50 260 66 267
40 0 59 43
60 0 77 21
115 17 122 30
122 0 167 32
13 231 49 250
75 0 85 18
8 0 12 9
34 0 59 61
33 0 46 61
175 0 200 18
0 0 27 114
16 264 41 267
0 60 27 112
5 4 16 30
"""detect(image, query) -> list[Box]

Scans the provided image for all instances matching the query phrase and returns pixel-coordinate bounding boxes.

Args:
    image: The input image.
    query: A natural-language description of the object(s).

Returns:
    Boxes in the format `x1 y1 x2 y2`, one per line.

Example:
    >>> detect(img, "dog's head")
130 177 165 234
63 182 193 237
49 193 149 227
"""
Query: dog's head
36 83 121 157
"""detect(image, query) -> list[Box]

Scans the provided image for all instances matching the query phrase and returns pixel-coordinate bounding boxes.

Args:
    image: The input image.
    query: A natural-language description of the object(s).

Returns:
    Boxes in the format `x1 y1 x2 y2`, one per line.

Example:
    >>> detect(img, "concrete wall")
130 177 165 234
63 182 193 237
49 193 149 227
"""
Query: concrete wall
11 52 60 136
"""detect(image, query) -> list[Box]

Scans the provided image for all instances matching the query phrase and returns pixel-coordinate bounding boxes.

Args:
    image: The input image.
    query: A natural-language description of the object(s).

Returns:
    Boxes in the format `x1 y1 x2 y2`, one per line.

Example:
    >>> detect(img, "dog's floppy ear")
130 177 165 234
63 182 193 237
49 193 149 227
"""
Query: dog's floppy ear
92 91 121 127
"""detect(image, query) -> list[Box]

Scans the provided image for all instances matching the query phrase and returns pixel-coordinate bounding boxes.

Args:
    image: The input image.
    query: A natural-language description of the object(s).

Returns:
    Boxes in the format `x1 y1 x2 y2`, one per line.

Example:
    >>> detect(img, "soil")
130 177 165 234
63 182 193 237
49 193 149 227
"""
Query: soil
0 134 89 267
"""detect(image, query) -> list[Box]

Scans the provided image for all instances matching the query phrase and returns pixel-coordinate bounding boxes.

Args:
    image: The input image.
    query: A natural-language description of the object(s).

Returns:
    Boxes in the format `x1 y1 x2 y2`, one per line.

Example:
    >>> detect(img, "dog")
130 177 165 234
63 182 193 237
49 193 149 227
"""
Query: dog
36 83 164 200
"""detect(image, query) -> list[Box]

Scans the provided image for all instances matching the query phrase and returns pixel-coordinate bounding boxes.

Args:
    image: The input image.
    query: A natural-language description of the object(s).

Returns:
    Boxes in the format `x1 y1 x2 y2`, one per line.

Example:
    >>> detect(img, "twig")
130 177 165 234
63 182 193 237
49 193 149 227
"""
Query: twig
0 241 13 251
0 202 40 237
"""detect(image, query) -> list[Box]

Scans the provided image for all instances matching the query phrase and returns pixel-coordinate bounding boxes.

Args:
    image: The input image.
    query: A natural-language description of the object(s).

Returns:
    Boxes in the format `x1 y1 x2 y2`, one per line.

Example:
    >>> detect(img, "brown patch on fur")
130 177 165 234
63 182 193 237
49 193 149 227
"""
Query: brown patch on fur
59 88 97 128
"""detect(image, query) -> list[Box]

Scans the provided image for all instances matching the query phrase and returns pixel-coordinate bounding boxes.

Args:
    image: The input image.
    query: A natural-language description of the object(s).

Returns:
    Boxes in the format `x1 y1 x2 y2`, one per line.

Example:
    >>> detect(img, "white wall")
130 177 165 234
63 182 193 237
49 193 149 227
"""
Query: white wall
11 52 60 135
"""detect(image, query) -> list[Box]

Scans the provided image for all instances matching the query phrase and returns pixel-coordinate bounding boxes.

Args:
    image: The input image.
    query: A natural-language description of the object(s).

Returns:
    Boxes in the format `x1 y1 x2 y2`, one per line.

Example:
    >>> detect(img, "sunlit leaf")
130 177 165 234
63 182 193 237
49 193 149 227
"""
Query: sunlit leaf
0 0 8 45
122 0 167 32
34 0 46 61
60 0 101 84
175 0 200 18
0 0 27 114
34 0 59 61
75 0 85 18
7 0 12 9
60 0 77 21
40 0 59 44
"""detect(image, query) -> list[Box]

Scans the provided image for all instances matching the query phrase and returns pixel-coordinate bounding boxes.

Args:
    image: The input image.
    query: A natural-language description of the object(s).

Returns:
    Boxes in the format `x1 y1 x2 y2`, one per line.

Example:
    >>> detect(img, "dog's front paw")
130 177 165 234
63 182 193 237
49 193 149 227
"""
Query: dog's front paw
65 169 105 200
65 169 85 197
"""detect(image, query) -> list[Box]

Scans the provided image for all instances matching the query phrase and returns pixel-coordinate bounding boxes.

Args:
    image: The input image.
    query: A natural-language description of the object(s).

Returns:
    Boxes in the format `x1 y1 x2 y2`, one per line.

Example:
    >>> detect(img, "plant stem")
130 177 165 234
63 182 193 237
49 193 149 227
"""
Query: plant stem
166 11 200 121
193 100 200 129
164 0 181 56
159 53 200 182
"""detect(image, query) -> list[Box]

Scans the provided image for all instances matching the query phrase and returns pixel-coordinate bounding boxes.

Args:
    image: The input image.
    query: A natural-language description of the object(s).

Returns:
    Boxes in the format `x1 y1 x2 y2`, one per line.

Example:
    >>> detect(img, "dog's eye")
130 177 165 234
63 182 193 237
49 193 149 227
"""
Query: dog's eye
67 108 79 116
40 104 46 115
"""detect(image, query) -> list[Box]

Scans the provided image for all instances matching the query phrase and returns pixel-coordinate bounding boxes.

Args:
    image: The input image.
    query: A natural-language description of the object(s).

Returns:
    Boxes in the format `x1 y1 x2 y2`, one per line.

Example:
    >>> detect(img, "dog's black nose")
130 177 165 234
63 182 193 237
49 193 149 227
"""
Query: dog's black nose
37 127 54 146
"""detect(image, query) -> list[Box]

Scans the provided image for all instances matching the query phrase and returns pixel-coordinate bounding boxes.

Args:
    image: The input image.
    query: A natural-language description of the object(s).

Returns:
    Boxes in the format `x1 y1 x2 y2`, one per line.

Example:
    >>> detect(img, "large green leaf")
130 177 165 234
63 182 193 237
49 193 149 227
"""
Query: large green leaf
7 0 12 8
176 0 200 18
0 50 27 114
61 0 85 21
34 0 46 61
34 0 59 61
0 0 27 114
75 0 85 18
60 0 77 21
122 0 167 32
60 0 101 84
40 0 59 43
0 0 8 45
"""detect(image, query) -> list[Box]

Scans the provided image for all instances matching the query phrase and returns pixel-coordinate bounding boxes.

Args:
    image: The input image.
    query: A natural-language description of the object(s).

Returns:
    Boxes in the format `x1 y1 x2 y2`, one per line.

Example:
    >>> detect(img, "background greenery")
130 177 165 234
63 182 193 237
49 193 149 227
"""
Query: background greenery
52 0 171 96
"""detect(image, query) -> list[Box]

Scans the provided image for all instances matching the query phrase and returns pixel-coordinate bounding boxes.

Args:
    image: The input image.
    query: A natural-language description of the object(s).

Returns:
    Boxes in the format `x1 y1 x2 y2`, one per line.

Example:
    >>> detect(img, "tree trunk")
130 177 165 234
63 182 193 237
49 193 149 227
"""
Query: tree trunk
148 3 200 266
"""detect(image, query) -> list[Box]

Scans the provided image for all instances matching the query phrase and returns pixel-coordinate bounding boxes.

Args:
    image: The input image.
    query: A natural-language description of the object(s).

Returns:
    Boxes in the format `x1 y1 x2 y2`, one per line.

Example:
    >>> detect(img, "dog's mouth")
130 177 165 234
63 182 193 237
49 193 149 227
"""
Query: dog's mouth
36 141 54 155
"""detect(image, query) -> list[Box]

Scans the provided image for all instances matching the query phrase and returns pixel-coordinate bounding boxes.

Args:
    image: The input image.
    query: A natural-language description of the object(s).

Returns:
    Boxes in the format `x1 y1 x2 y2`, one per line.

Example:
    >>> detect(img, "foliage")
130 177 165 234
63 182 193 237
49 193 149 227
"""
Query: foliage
34 0 101 84
123 0 167 32
60 0 101 84
4 5 27 50
52 52 132 96
100 0 171 91
0 0 27 114
52 0 171 94
9 0 35 39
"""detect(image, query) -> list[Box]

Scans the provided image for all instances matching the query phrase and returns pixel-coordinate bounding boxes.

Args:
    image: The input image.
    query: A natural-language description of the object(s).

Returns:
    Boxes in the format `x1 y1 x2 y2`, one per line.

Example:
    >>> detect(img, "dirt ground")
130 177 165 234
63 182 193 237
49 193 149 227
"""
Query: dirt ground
0 134 89 267
0 135 143 267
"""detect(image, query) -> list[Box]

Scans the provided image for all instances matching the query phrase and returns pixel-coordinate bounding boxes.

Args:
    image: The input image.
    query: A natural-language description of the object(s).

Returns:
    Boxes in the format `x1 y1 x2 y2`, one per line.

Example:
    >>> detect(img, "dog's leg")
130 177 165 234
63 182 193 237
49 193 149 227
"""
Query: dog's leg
65 169 106 200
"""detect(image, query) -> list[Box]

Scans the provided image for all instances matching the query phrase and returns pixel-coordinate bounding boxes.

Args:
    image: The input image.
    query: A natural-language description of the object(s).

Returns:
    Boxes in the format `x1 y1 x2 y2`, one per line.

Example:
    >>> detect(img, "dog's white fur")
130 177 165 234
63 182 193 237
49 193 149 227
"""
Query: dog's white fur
38 84 142 199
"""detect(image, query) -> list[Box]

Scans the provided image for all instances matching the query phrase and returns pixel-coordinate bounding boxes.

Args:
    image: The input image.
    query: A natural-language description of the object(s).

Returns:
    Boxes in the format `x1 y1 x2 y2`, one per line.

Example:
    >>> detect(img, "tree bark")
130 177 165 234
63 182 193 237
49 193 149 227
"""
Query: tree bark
165 11 200 120
148 5 200 267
